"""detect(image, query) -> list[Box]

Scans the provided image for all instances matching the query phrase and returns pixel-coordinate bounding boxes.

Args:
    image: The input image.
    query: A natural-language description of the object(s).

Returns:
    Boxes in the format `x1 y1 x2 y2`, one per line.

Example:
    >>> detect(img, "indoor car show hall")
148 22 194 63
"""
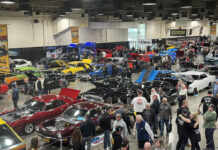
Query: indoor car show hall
0 0 218 150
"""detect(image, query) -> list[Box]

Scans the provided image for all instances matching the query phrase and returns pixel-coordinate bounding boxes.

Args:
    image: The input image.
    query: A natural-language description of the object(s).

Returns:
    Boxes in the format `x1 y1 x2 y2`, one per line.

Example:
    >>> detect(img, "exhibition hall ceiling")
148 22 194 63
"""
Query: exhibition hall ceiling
0 0 217 21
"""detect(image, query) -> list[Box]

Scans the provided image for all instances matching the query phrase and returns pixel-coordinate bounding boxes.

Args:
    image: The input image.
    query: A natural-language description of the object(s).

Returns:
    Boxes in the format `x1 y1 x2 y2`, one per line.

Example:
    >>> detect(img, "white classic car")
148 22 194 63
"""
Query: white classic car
173 71 216 94
11 59 32 68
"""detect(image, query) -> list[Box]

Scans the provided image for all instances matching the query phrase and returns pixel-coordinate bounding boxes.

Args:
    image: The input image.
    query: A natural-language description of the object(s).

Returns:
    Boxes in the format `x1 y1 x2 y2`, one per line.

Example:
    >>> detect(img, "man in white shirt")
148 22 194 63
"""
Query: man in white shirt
131 90 148 115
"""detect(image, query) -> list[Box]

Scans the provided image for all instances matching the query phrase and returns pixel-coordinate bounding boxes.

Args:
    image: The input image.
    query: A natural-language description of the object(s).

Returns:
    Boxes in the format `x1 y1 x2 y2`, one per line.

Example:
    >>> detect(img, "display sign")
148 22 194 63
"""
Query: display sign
71 26 79 44
210 25 216 35
138 40 152 46
170 29 186 36
0 25 10 74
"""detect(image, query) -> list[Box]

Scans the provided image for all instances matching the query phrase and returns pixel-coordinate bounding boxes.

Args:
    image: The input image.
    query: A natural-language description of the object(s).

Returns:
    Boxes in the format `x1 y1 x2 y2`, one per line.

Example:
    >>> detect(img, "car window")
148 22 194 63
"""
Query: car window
0 124 22 149
77 63 84 67
13 61 19 65
199 74 207 80
19 61 26 65
45 100 63 111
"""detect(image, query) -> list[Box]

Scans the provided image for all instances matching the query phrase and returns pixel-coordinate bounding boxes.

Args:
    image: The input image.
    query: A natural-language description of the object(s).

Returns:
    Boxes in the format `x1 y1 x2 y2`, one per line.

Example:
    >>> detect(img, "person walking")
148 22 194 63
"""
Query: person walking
99 107 112 150
158 88 167 101
131 90 148 116
113 113 128 139
135 115 154 150
198 90 216 114
112 126 123 150
154 139 165 150
28 137 39 150
151 95 160 133
212 79 218 97
70 129 85 150
121 139 129 150
12 82 19 109
122 108 132 134
144 142 152 150
203 104 217 150
150 88 160 103
142 103 156 135
80 114 95 150
159 97 172 137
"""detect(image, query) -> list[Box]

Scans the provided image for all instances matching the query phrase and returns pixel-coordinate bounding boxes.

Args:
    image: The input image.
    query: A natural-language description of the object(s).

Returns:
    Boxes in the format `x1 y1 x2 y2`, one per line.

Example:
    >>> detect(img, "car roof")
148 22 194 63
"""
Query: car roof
68 61 84 64
74 101 109 110
174 71 205 76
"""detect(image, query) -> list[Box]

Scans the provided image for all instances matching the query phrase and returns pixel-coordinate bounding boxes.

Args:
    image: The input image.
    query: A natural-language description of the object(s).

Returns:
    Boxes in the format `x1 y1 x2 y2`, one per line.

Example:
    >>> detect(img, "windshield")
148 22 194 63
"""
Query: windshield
63 108 87 118
0 124 22 149
190 75 199 80
24 100 45 112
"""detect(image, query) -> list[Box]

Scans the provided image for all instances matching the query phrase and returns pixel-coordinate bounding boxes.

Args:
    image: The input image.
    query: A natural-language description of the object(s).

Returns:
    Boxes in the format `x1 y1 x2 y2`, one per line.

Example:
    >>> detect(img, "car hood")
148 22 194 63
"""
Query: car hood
90 81 110 89
59 88 80 100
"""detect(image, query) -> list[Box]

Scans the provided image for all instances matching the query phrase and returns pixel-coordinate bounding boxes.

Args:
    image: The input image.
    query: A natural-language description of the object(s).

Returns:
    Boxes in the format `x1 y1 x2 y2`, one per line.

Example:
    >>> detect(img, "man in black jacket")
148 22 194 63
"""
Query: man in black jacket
142 103 156 135
151 95 160 132
80 114 96 150
99 107 112 150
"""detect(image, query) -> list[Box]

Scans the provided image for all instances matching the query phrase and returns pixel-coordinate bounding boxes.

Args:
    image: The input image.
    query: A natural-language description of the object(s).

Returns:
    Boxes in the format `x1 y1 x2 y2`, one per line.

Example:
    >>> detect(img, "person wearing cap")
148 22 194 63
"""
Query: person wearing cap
198 90 216 114
131 90 148 116
212 79 218 97
12 82 19 109
112 126 123 150
203 104 217 150
159 97 172 137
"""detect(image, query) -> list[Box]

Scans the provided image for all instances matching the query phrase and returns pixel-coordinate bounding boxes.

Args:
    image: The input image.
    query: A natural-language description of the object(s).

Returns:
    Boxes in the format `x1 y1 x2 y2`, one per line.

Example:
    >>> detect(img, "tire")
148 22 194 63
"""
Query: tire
105 97 113 104
91 75 97 81
24 123 35 135
208 82 212 89
193 88 198 95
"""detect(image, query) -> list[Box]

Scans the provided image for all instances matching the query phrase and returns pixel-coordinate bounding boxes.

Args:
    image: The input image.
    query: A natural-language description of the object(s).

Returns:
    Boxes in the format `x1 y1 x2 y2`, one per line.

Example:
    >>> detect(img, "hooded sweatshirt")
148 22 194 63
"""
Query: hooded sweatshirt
113 119 128 138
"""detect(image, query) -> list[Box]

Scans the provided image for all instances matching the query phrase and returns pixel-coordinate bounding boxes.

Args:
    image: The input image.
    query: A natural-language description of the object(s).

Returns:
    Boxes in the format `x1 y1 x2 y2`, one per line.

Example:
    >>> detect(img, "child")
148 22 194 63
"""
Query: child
112 126 123 150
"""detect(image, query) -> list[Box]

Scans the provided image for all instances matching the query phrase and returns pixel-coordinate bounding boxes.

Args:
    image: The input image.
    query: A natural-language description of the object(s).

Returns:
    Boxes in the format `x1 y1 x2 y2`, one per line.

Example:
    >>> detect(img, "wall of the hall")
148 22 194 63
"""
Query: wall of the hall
0 17 56 48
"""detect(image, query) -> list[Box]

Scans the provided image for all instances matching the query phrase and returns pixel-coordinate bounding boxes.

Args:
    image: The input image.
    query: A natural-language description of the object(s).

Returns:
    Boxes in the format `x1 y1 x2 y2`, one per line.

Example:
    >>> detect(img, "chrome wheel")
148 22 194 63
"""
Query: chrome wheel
24 123 34 134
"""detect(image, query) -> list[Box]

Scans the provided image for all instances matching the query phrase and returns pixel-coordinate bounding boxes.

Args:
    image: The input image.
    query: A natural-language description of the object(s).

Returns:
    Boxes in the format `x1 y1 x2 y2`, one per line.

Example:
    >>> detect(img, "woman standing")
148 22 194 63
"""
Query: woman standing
70 129 85 150
178 84 187 107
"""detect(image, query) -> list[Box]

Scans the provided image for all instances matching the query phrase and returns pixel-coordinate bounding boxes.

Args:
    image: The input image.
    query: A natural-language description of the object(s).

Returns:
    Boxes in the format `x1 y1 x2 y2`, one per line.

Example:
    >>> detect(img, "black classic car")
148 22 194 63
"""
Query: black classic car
82 78 137 104
204 58 218 76
139 80 177 105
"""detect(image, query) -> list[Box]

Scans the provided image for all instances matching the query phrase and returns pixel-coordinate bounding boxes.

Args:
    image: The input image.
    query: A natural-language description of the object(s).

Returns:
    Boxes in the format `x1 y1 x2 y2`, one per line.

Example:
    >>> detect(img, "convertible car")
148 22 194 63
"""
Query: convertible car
82 78 137 104
139 80 177 105
36 101 118 147
77 64 122 81
0 118 26 150
56 59 92 74
0 88 82 135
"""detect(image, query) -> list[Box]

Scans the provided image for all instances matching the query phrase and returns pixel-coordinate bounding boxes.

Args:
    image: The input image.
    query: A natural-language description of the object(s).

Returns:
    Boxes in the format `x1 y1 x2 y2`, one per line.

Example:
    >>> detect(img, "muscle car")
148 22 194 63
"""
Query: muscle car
36 101 118 147
0 88 82 135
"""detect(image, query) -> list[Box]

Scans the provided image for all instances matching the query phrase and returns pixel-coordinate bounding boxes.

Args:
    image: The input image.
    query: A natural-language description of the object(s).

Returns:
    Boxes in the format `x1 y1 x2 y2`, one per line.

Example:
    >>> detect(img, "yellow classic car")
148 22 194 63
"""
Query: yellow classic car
55 59 92 74
0 118 26 150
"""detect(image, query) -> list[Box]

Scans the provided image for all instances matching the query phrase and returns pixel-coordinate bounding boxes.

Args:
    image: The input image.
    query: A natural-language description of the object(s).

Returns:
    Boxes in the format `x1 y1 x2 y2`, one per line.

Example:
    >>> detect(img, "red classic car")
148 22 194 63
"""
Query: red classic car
96 49 113 58
128 53 150 62
0 81 9 95
0 88 82 135
36 101 118 147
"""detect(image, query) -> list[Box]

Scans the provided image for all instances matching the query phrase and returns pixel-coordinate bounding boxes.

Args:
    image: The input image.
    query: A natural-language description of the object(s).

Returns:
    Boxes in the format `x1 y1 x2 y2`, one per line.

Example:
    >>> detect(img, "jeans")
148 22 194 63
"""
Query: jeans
176 136 188 150
205 128 215 150
83 136 92 150
104 130 111 149
37 90 42 96
12 100 18 109
160 119 169 136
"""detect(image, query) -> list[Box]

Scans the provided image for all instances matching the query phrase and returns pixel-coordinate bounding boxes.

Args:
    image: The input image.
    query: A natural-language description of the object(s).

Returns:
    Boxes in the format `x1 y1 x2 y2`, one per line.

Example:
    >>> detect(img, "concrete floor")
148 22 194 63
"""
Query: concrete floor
0 62 218 150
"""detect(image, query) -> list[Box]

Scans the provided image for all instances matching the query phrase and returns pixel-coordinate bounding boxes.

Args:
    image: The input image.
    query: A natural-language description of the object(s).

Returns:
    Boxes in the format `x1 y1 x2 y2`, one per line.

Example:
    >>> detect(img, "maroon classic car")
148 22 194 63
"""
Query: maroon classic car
36 101 118 147
0 88 82 135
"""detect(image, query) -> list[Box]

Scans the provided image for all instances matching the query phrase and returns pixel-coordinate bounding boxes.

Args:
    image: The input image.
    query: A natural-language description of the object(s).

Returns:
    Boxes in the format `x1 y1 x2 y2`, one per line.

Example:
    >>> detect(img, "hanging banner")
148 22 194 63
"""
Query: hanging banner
210 25 216 35
138 40 152 46
170 29 186 36
0 25 10 74
71 26 79 44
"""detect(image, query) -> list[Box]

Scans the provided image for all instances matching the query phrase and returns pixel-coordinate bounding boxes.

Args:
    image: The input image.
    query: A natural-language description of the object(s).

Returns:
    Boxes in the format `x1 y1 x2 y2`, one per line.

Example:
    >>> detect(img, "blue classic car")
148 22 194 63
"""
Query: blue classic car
158 48 177 64
77 64 122 81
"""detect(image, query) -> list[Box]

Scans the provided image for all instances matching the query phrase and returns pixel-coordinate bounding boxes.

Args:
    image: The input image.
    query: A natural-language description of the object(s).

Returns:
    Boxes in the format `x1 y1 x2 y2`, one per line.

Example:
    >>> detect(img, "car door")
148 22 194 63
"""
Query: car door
199 74 208 89
19 60 27 67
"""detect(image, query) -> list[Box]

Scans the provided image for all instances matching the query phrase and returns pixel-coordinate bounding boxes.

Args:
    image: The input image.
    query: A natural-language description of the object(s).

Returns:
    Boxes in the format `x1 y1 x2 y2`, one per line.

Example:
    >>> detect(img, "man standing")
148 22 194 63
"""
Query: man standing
198 91 215 114
203 104 217 150
80 114 95 150
131 90 147 115
151 95 160 132
212 79 218 96
142 104 156 135
113 113 128 139
12 82 19 109
135 115 154 150
99 107 112 150
35 77 42 96
159 97 172 137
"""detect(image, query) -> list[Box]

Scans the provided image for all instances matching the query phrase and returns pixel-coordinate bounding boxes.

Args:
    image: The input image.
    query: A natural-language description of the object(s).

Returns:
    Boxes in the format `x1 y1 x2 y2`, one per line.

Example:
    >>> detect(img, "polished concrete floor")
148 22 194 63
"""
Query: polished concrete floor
0 62 217 150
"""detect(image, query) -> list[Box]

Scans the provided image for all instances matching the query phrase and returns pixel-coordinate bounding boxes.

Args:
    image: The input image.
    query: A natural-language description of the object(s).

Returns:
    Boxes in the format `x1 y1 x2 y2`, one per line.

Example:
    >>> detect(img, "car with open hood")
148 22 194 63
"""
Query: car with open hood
36 101 118 147
0 88 82 135
0 118 26 150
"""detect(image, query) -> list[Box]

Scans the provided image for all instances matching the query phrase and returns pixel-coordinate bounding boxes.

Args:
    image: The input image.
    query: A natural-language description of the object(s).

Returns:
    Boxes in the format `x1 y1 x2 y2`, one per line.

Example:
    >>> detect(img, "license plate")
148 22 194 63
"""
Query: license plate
44 138 50 143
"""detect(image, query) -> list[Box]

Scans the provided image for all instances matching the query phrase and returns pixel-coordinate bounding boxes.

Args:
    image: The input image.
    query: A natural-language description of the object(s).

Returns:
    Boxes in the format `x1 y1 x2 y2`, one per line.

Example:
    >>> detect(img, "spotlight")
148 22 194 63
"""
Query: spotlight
142 0 156 6
0 0 15 4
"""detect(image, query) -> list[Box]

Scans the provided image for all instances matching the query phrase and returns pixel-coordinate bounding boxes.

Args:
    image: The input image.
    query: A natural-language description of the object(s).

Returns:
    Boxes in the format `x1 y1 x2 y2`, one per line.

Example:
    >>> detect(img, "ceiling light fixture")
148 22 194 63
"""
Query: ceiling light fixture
142 0 156 6
126 12 133 17
0 0 15 4
180 0 192 9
